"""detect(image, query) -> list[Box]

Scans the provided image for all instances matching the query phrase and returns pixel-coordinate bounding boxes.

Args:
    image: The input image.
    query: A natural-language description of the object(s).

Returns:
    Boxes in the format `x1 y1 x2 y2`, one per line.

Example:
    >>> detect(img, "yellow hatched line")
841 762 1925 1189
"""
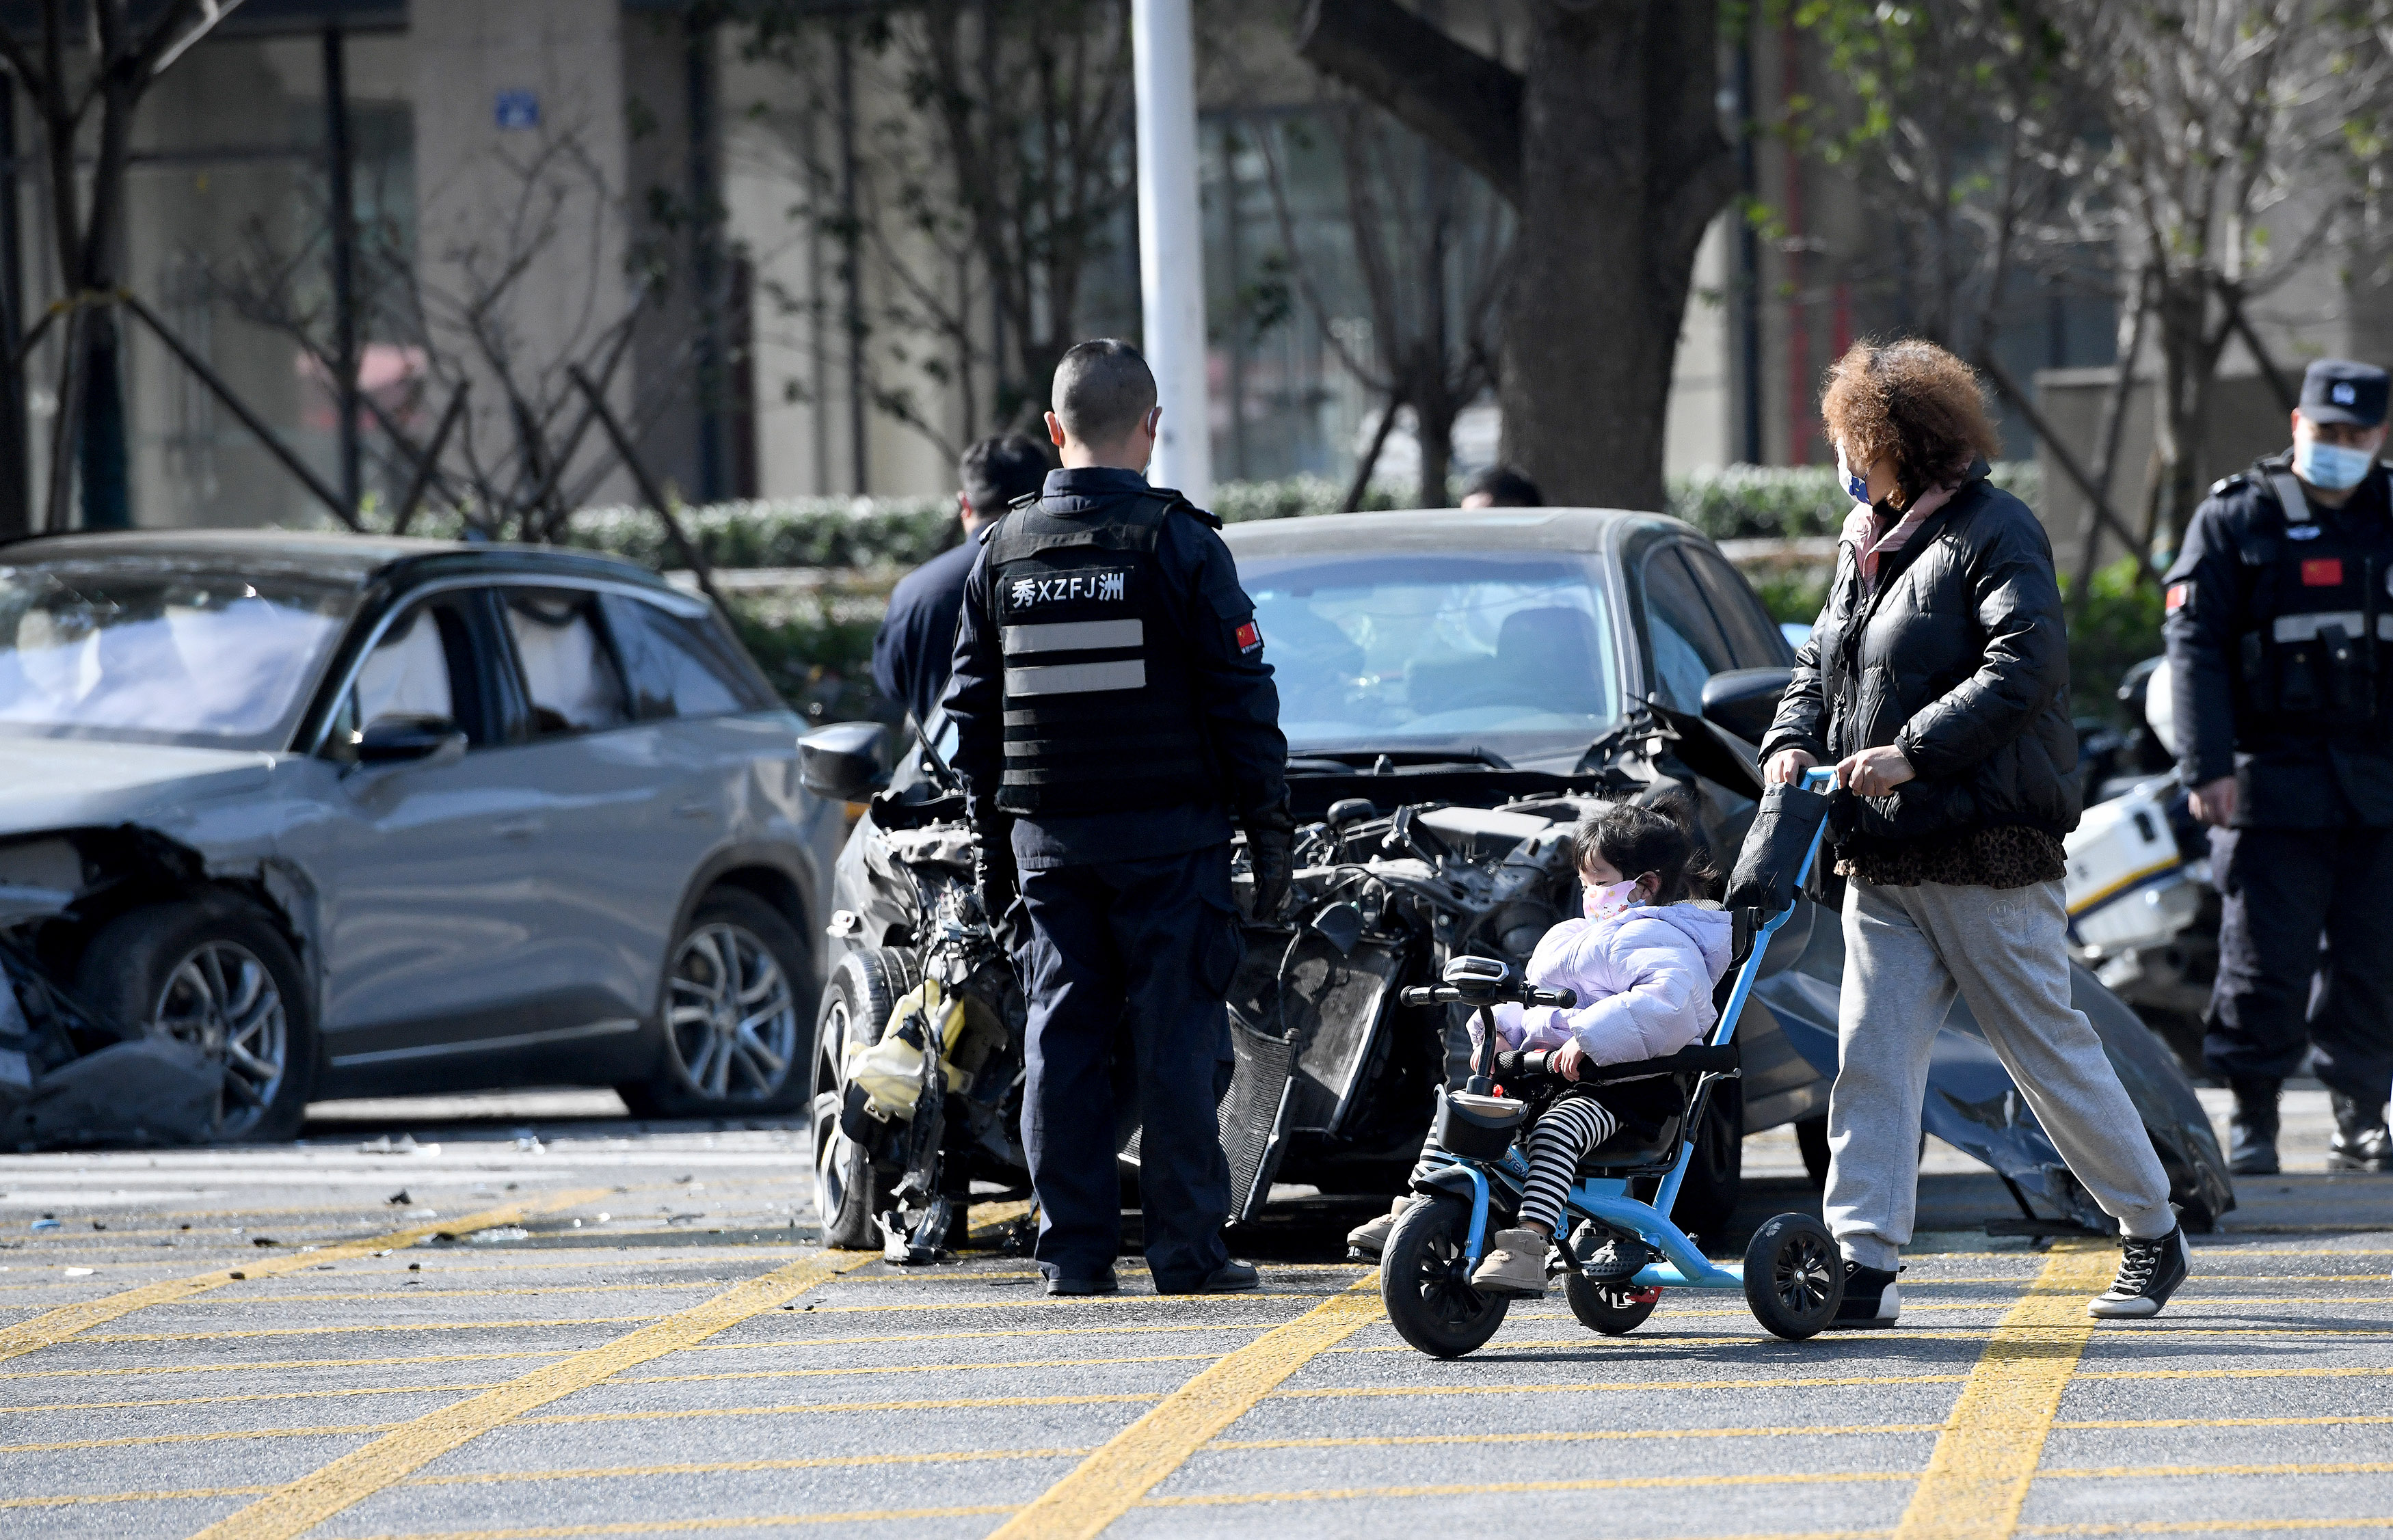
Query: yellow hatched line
0 1349 568 1380
1138 1472 1915 1508
0 1188 609 1366
1211 1423 1944 1451
1890 1239 2117 1540
986 1273 1385 1540
1276 1371 1974 1399
2042 1460 2393 1480
334 1509 1024 1538
81 1315 663 1342
2022 1521 2393 1535
185 1247 878 1540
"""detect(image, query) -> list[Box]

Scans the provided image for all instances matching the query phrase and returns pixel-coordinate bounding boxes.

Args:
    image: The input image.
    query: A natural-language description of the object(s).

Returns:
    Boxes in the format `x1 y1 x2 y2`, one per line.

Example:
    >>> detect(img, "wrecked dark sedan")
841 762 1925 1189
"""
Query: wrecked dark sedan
0 531 841 1147
807 508 2232 1258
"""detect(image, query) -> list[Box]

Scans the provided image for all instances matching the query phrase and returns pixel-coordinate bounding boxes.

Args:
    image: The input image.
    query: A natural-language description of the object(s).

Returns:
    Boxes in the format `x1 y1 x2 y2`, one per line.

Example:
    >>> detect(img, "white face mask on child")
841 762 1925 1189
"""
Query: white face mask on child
1583 879 1642 921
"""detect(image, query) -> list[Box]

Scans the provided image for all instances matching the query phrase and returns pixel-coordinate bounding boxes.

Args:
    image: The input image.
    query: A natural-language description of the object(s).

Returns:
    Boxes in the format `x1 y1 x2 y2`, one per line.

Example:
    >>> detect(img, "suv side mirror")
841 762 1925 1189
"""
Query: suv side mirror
356 713 468 768
798 720 889 800
1700 666 1795 745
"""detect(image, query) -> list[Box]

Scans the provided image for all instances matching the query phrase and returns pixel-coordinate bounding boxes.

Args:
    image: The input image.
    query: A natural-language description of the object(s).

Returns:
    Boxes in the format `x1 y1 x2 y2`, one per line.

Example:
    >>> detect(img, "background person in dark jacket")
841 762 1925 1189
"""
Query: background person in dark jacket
2163 359 2393 1174
1762 338 2187 1325
869 433 1052 726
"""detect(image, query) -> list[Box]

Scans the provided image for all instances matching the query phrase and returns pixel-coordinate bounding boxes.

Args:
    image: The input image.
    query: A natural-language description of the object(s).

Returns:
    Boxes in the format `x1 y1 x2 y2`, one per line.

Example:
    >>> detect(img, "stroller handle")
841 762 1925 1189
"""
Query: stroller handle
1398 983 1577 1010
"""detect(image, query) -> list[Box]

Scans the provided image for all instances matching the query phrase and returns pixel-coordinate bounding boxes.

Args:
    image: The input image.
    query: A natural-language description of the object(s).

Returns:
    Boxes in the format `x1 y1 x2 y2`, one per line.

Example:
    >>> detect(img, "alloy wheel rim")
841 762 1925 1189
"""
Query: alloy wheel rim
666 922 799 1103
155 940 286 1137
812 995 855 1217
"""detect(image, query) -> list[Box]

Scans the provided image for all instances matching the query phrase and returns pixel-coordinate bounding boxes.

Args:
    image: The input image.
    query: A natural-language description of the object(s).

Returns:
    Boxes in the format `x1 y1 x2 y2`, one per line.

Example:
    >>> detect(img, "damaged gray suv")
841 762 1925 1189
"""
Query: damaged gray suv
0 531 840 1144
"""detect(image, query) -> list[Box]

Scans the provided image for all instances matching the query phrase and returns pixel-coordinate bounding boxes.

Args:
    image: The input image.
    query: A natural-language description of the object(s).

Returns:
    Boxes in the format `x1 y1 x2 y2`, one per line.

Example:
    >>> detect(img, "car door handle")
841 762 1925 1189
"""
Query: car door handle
672 799 713 820
494 815 544 840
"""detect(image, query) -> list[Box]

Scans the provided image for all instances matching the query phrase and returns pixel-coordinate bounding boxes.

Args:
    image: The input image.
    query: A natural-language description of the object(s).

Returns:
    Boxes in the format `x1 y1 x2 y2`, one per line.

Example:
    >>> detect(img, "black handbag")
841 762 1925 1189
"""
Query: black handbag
1726 782 1834 917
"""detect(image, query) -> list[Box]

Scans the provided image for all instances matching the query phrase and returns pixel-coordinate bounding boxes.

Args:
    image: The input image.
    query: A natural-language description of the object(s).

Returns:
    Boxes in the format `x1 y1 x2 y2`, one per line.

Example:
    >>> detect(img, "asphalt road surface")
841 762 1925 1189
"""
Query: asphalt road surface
2 1087 2389 1540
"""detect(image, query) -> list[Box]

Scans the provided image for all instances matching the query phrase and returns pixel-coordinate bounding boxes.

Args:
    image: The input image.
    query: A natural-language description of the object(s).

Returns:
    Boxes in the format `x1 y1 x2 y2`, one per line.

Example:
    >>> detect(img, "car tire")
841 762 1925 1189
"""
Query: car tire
814 948 902 1249
74 897 316 1144
626 889 810 1118
1668 1085 1743 1245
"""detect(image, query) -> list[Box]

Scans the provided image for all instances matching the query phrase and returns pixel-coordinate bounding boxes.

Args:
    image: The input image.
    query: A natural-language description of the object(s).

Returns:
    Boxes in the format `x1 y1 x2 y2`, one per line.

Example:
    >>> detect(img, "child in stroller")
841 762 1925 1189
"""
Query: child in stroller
1390 805 1736 1296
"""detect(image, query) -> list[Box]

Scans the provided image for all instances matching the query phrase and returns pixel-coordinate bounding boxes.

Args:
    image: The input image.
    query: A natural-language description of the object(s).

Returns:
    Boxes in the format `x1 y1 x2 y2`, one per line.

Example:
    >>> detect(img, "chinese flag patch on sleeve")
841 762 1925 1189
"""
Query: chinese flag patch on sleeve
1235 620 1264 654
2303 558 2347 587
2166 582 2190 612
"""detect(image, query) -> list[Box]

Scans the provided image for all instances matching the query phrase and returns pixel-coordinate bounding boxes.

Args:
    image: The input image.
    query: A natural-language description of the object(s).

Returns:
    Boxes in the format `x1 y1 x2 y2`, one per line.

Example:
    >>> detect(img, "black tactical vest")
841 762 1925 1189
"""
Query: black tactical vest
2236 464 2393 733
981 489 1219 816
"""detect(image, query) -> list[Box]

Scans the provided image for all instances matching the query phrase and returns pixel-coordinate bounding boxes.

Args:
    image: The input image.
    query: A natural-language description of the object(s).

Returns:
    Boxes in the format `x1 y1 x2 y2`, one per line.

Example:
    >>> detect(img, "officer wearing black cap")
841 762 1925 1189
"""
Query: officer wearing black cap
941 337 1294 1297
2164 357 2393 1174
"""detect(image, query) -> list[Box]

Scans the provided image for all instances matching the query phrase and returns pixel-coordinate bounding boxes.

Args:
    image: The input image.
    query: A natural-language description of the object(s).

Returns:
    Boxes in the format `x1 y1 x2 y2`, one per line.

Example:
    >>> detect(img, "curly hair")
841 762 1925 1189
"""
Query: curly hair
1819 338 2003 505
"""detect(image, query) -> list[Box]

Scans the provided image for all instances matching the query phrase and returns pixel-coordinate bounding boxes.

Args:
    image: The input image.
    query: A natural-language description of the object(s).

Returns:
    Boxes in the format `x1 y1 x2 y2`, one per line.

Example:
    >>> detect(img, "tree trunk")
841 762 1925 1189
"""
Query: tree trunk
1415 376 1456 507
1300 0 1735 514
77 314 131 529
2150 275 2219 557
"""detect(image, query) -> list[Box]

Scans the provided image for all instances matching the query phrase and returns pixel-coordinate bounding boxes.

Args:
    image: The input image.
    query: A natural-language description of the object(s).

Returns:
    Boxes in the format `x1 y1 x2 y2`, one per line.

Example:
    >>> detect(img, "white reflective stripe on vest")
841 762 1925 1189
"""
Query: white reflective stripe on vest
2272 610 2366 642
1005 658 1149 696
1000 619 1145 655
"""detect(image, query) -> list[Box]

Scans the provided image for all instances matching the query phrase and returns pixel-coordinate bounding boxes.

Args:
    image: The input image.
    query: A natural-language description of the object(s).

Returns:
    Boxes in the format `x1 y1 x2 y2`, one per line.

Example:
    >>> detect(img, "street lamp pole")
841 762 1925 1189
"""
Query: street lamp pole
1131 0 1212 508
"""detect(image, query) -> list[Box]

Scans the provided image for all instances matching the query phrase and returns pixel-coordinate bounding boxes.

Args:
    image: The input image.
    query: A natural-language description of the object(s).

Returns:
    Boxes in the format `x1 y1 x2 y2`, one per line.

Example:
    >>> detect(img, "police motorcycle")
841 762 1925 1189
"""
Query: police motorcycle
2066 656 2216 1075
1378 770 1846 1358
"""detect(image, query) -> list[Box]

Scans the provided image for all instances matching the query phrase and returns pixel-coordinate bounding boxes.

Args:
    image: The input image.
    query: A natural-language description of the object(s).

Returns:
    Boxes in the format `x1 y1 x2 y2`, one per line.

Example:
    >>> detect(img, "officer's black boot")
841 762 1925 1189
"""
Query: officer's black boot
2328 1092 2393 1172
2228 1077 2282 1176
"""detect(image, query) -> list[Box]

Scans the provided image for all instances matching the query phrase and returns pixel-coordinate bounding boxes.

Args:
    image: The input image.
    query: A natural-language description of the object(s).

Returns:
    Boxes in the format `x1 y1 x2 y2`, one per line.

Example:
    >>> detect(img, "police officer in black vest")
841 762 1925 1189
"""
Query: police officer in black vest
942 338 1294 1295
2164 357 2393 1175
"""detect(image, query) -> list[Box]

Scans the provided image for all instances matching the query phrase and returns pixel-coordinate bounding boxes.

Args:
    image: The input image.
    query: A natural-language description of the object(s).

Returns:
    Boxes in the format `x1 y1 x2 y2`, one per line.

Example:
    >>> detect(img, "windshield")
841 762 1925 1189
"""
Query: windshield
1243 552 1620 766
0 561 359 750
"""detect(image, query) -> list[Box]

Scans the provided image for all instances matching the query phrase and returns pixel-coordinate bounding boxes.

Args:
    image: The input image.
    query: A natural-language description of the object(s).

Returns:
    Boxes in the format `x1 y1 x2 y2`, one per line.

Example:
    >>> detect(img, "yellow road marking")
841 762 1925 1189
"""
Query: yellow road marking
332 1509 1022 1538
987 1273 1384 1540
2082 1364 2393 1381
83 1315 665 1342
0 1349 569 1379
1274 1372 1975 1399
2054 1415 2393 1431
0 1421 403 1454
0 1382 509 1414
2041 1459 2393 1480
524 1392 1164 1424
1890 1239 2116 1540
0 1189 609 1366
2022 1521 2393 1535
193 1281 731 1305
185 1246 879 1540
1210 1423 1944 1451
1138 1472 1915 1507
0 1484 278 1511
788 1291 1333 1315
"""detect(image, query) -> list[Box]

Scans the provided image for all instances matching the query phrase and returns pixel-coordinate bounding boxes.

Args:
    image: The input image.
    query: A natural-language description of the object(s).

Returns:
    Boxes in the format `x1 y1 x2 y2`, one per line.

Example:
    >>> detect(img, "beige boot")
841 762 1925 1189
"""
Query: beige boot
1471 1226 1551 1296
1346 1197 1411 1260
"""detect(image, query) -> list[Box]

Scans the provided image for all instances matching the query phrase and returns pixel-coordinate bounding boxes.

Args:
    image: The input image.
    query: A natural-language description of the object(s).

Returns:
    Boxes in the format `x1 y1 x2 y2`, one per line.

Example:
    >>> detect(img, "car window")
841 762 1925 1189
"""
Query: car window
600 593 768 720
324 597 492 755
502 588 631 736
1681 544 1790 667
1640 545 1737 710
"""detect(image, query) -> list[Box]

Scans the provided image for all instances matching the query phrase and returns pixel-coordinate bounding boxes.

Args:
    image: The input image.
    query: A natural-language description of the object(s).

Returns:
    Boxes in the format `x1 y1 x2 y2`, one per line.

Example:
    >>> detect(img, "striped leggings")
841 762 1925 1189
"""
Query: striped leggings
1518 1094 1618 1235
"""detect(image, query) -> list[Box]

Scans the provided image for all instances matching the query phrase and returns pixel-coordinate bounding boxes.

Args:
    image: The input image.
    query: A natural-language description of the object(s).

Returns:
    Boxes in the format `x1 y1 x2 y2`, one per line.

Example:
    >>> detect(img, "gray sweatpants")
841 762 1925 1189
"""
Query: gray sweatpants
1826 876 2176 1269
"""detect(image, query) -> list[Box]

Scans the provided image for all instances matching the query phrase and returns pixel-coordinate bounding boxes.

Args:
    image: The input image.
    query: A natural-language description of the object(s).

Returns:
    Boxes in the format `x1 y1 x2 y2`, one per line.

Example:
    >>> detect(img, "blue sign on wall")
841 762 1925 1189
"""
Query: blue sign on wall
494 90 540 131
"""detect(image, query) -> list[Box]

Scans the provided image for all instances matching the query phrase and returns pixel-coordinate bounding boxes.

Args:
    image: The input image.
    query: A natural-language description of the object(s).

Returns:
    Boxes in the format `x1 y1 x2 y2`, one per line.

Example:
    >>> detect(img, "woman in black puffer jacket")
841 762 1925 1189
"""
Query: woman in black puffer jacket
1760 339 2187 1326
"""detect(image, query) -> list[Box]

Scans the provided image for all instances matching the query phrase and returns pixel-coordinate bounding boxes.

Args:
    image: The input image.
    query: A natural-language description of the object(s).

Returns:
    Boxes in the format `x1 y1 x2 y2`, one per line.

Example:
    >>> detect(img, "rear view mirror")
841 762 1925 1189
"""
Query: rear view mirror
1700 667 1795 745
356 713 468 768
799 720 889 800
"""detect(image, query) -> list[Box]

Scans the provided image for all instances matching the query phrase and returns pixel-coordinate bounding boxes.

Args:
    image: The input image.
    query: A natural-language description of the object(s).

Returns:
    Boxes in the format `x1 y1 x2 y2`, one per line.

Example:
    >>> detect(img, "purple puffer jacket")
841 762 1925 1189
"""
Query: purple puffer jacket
1490 903 1737 1066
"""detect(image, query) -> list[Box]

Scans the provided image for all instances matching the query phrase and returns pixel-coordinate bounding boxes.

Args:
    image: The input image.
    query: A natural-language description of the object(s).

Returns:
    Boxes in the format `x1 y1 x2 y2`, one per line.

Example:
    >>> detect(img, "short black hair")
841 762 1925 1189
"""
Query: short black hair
959 433 1052 516
1465 465 1544 506
1051 338 1158 447
1570 802 1711 904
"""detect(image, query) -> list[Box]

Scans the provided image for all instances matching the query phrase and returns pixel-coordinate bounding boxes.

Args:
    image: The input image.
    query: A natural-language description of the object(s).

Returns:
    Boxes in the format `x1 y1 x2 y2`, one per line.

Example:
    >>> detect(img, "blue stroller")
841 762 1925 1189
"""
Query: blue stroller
1379 772 1843 1357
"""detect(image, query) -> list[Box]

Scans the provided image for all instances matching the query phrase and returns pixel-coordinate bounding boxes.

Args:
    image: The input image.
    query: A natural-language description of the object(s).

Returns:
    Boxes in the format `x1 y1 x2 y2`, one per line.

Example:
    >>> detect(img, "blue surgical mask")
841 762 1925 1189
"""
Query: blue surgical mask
2295 437 2377 491
1836 444 1869 506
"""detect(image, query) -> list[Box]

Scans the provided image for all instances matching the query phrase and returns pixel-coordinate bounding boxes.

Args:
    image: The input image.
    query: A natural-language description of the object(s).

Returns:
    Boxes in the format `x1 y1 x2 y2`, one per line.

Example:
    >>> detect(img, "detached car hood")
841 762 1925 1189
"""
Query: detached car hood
0 738 276 837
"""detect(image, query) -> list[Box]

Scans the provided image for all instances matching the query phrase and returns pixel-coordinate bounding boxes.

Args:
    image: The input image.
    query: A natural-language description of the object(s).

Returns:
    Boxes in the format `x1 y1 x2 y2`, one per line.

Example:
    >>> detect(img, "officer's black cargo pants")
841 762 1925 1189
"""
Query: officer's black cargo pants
1017 843 1239 1289
2207 825 2393 1107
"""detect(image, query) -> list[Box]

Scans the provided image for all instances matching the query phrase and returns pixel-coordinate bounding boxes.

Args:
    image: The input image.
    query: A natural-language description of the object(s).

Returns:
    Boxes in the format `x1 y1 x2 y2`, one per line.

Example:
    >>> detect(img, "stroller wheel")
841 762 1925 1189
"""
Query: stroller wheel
1742 1212 1843 1340
1564 1272 1659 1335
1380 1195 1509 1357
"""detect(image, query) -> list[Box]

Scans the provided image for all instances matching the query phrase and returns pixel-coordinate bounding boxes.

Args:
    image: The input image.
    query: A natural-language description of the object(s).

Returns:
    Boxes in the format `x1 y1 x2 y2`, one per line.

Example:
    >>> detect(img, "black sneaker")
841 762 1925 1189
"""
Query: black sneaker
2088 1228 2190 1319
1044 1269 1119 1297
1827 1262 1900 1328
2327 1092 2393 1172
1156 1258 1261 1295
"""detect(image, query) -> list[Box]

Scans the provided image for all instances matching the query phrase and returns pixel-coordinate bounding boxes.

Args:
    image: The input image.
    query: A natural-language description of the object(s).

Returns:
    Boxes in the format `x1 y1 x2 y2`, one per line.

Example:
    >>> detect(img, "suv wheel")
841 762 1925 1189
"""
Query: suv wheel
75 899 316 1142
626 889 808 1116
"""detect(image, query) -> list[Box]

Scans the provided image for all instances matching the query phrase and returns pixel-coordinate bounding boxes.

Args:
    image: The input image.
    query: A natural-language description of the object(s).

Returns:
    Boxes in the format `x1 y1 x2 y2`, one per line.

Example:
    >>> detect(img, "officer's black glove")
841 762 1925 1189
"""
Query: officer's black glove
1244 802 1296 922
971 809 1020 940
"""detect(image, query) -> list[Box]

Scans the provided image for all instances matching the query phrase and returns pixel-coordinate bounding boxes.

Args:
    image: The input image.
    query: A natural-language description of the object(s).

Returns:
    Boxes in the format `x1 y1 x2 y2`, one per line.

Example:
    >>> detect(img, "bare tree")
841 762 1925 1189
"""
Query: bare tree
1298 0 1737 513
744 0 1138 457
1258 102 1508 508
0 1 243 532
